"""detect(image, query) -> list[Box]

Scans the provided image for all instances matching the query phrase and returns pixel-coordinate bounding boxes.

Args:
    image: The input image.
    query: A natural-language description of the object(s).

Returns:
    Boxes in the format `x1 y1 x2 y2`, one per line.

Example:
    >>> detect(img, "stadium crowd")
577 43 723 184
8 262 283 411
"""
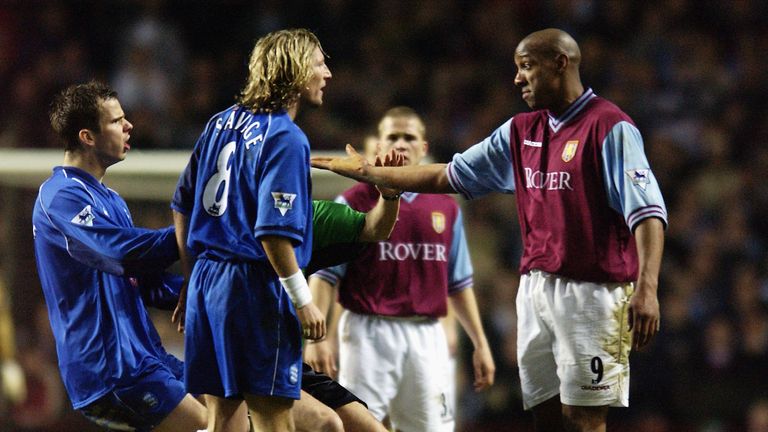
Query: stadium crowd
1 1 767 431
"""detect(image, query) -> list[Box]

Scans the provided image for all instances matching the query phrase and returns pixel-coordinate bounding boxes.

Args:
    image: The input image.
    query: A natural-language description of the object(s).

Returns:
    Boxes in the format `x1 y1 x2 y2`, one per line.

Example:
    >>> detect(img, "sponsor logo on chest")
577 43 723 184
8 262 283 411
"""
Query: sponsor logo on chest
378 242 447 262
523 167 574 191
520 136 578 191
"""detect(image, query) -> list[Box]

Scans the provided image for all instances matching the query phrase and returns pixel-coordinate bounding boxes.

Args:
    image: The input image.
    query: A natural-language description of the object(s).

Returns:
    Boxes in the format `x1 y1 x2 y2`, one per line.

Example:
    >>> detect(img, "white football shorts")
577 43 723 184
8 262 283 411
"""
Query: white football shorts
337 310 454 432
516 270 633 410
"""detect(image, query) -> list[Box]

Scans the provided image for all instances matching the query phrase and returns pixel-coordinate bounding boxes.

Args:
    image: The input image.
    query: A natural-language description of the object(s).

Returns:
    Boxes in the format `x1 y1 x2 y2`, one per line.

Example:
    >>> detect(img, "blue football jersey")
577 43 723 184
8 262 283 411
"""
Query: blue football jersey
32 166 181 409
172 105 313 267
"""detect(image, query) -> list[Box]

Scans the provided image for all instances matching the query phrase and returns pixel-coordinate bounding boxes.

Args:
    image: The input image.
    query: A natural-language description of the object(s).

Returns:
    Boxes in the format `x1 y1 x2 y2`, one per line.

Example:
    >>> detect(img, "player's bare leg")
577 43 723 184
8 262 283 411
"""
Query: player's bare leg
294 390 344 432
153 394 207 432
562 404 609 432
206 395 250 432
531 395 564 432
335 401 388 432
244 393 295 432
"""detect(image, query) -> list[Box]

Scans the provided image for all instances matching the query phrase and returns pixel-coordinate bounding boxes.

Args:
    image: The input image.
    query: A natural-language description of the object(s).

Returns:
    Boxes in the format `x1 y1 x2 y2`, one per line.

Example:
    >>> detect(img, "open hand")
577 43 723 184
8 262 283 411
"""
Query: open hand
375 149 404 198
311 144 370 181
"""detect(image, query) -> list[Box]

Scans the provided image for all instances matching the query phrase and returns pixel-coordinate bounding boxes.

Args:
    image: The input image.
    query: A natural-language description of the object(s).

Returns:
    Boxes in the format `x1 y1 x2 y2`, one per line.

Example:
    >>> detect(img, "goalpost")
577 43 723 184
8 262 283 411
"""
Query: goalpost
0 149 356 201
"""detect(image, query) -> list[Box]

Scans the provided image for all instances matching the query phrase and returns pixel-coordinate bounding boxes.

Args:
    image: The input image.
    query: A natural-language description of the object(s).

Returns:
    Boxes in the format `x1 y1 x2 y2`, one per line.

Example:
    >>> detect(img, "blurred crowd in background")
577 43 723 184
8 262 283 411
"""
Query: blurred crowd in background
1 1 768 431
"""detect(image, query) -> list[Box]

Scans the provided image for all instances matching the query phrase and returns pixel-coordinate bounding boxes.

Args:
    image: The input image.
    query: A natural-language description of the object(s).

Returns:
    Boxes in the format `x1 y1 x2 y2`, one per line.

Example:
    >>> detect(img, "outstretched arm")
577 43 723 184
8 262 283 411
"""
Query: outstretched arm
312 144 454 193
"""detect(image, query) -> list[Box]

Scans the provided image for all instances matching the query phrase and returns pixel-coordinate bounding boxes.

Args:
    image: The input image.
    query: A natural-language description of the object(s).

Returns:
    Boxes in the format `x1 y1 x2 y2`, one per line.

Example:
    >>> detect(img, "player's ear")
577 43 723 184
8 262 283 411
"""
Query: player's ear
78 129 96 148
555 53 568 73
422 140 429 156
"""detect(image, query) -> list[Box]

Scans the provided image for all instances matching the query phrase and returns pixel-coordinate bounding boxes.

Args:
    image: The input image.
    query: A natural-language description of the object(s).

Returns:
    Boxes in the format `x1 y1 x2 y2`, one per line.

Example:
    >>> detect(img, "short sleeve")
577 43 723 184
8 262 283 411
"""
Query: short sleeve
600 121 668 231
254 131 311 243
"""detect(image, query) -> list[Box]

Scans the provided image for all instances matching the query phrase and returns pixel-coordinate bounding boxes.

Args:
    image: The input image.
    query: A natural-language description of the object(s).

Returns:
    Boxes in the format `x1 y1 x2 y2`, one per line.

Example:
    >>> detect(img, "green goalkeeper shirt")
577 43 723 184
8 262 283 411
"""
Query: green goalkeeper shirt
306 200 367 275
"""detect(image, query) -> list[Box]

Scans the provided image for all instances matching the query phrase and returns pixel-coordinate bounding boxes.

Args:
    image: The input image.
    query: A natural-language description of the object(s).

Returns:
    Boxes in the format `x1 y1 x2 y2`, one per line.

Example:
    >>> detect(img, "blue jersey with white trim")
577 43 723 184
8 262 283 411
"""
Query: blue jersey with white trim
32 166 180 408
172 105 313 266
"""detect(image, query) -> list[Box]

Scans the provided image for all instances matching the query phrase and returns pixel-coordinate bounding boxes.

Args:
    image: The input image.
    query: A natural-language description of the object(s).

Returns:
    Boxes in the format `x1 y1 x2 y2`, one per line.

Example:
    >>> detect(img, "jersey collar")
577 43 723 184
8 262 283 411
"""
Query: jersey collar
547 88 595 133
401 191 418 203
56 166 105 189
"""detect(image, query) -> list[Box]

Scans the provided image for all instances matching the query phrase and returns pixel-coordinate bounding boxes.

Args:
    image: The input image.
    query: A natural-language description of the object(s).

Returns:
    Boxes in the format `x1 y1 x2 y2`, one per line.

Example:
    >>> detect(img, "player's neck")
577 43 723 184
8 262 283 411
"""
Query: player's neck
551 83 585 117
63 150 108 182
287 101 299 120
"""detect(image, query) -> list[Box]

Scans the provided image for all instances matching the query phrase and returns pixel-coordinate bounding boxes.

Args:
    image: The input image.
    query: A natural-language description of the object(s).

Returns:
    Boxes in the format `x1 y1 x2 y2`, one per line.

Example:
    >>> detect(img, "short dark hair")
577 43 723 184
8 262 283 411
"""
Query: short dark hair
49 81 117 152
379 106 426 138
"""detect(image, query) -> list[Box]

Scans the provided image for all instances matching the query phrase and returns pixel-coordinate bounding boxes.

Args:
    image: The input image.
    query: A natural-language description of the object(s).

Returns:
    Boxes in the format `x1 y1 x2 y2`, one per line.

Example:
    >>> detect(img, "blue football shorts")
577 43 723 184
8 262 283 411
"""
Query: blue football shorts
78 364 186 431
184 258 303 399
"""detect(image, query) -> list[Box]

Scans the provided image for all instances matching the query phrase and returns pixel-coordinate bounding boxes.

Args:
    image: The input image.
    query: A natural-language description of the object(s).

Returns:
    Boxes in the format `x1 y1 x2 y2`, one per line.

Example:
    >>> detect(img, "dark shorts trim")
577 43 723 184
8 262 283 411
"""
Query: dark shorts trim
301 363 366 410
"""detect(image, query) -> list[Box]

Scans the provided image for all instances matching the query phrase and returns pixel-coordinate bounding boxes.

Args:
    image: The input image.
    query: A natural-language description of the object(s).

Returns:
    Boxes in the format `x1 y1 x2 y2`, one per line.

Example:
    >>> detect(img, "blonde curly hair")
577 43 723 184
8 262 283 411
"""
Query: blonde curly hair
238 28 325 113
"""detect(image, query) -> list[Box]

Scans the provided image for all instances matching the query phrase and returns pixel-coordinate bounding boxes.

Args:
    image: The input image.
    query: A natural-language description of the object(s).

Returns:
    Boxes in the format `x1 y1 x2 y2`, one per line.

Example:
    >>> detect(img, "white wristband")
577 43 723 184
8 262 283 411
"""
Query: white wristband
279 270 312 308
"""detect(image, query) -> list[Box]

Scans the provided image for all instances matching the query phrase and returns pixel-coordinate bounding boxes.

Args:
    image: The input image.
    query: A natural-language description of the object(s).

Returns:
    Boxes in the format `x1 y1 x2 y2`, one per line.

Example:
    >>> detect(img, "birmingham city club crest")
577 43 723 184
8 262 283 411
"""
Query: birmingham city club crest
562 140 579 162
272 192 297 216
432 211 446 234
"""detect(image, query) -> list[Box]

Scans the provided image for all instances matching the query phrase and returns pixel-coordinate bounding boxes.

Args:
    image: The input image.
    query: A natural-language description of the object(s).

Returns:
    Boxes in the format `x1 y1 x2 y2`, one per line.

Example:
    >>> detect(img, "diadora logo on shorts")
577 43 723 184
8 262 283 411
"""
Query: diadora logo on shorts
562 140 579 162
625 169 650 190
71 205 95 226
272 192 297 216
580 384 611 391
523 139 542 148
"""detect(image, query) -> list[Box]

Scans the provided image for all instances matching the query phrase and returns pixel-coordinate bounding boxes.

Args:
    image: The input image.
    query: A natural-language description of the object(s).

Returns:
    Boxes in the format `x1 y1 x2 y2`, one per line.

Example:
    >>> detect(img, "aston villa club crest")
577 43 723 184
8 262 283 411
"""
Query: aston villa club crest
272 192 297 216
432 212 446 234
562 140 579 162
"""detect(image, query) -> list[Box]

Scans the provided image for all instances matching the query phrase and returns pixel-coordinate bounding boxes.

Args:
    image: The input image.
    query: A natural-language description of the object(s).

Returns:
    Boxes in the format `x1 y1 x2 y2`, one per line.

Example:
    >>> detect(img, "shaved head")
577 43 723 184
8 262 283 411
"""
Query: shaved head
513 28 585 114
517 28 581 67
